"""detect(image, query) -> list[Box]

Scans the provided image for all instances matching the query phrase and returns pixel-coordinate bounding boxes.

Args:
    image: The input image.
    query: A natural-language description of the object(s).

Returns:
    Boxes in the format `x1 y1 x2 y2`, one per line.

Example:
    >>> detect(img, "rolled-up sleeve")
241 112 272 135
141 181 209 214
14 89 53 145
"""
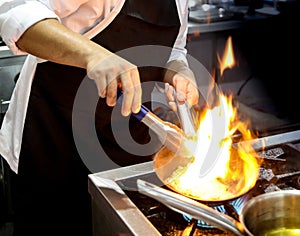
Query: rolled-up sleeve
0 1 59 55
168 0 189 66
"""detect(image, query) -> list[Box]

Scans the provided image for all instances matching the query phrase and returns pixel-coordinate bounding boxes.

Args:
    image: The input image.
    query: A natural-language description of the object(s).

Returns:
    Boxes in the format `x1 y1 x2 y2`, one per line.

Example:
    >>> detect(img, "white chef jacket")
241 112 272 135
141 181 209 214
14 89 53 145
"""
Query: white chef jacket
0 0 189 173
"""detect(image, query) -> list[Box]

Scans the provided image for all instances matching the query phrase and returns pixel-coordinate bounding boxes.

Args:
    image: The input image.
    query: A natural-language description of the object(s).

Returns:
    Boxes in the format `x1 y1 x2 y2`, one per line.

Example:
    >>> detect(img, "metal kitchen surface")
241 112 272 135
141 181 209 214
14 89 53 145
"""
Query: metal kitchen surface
0 46 26 114
88 129 300 236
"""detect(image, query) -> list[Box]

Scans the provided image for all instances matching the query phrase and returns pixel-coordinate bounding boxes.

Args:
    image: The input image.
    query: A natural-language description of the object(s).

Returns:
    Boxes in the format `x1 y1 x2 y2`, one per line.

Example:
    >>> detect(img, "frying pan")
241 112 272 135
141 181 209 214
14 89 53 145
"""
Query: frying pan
118 89 258 201
153 144 259 202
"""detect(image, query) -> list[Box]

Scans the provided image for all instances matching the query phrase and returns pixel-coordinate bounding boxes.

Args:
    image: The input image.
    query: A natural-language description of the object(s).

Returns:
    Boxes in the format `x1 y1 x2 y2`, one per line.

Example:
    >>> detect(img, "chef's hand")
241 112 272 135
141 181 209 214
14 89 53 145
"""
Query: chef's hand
163 60 199 111
87 53 142 117
14 18 142 117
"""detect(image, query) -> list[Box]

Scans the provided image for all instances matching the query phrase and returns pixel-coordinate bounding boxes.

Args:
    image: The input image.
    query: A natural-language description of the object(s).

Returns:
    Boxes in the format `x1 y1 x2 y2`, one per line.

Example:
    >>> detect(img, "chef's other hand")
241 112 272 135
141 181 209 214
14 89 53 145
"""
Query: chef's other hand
163 60 199 112
87 52 142 117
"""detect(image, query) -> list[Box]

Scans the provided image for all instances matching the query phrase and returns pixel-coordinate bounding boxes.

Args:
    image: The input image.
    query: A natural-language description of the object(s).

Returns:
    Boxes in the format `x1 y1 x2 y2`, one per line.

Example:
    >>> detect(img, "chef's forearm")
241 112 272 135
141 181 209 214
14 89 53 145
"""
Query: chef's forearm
16 18 110 69
164 60 196 85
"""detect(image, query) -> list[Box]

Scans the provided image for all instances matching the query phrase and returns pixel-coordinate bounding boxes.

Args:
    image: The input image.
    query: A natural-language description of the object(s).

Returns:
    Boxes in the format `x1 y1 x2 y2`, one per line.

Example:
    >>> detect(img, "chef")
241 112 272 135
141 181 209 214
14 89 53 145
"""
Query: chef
0 0 199 235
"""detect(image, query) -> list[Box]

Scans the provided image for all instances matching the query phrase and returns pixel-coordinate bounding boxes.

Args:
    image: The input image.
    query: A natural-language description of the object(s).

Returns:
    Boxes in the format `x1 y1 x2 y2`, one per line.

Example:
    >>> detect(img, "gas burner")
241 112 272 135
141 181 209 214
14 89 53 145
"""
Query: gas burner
189 4 235 23
183 193 248 228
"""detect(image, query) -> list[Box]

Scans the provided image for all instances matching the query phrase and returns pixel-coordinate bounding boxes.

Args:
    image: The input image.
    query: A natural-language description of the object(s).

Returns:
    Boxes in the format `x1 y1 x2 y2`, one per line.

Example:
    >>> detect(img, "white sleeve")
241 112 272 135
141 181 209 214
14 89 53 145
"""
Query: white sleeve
168 0 189 65
0 1 59 55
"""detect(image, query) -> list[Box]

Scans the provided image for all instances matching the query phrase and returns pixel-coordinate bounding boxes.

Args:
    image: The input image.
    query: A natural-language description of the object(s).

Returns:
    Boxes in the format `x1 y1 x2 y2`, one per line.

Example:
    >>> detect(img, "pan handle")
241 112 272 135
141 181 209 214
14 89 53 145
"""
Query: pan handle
137 179 246 236
117 89 183 153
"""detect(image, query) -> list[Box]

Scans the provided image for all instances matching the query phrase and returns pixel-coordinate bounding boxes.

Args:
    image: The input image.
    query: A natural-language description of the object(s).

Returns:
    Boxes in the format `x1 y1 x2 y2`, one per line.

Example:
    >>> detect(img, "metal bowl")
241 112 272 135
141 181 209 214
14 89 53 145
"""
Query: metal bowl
240 190 300 236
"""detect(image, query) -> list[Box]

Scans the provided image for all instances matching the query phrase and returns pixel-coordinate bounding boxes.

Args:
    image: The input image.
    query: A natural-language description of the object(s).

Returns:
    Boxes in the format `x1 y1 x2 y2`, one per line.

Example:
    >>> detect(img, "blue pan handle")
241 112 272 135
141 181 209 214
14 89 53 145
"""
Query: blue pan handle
117 89 149 121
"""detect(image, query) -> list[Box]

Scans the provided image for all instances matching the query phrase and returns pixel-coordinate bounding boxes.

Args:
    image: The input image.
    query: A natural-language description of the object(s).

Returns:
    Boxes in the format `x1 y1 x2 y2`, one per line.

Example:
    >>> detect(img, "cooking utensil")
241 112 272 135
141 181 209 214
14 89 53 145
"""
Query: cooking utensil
153 143 258 202
174 91 197 138
117 90 183 153
137 179 300 236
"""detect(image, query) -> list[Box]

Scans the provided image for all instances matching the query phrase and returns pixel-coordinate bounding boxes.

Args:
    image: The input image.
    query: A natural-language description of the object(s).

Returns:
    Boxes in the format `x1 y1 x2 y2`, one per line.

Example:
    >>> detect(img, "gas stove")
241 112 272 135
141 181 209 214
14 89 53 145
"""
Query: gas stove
88 129 300 236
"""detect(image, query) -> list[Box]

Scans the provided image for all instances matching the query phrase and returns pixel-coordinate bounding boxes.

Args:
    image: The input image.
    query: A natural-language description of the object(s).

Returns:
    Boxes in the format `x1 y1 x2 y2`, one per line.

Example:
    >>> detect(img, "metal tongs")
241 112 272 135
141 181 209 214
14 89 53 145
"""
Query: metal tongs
118 89 197 153
173 90 197 139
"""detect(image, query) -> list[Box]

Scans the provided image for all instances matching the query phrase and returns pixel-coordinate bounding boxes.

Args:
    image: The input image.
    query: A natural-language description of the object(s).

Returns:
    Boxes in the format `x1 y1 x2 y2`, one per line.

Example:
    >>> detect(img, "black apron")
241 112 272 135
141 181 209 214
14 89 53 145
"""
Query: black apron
13 1 180 235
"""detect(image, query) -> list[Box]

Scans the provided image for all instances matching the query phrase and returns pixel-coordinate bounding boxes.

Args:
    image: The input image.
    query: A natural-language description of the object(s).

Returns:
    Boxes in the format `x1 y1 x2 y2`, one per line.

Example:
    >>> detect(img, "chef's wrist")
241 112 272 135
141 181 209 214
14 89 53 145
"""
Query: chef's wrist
163 60 196 85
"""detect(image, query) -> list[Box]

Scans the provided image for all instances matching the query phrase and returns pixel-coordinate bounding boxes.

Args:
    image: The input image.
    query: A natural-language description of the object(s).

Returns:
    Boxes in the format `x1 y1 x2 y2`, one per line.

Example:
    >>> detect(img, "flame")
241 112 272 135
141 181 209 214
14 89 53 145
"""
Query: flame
218 36 235 77
163 36 261 201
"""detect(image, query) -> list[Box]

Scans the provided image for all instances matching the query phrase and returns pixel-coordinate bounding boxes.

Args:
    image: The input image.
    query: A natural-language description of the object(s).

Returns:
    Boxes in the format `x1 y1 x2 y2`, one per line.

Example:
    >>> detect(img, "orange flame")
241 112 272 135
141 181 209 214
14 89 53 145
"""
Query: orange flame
164 36 261 201
218 36 236 77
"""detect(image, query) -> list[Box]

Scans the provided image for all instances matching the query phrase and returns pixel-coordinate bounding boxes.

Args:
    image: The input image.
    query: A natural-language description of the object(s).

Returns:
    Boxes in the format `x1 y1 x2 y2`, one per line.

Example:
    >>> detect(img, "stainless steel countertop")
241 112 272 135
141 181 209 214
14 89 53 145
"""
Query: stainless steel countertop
0 46 15 57
188 20 243 34
0 46 26 67
187 7 273 34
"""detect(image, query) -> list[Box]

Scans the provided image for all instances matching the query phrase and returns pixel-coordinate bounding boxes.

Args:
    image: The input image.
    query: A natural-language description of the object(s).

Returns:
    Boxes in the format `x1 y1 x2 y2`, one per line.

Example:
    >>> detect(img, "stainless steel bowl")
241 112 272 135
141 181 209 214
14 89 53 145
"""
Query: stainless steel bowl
240 190 300 236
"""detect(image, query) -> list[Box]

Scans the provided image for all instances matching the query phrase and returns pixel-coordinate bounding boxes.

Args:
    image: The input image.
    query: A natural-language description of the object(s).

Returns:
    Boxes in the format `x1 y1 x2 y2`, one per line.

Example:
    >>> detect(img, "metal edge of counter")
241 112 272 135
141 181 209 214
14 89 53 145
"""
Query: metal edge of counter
88 161 161 236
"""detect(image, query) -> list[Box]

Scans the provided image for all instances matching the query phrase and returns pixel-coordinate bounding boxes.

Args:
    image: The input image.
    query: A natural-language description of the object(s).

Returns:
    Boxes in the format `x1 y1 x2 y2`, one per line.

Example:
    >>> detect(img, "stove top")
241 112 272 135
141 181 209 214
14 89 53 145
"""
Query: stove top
88 129 300 236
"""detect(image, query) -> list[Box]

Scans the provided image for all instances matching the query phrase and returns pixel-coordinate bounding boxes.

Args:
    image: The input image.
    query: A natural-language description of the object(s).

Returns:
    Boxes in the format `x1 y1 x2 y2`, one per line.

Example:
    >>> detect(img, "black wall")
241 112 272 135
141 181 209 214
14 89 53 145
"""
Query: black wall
235 5 300 122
